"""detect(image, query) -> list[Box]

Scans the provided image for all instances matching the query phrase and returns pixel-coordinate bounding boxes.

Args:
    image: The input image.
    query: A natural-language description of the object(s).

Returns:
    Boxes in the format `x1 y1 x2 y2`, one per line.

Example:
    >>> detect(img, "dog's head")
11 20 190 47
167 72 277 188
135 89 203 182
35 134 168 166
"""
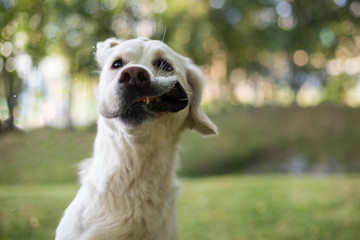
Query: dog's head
96 37 217 136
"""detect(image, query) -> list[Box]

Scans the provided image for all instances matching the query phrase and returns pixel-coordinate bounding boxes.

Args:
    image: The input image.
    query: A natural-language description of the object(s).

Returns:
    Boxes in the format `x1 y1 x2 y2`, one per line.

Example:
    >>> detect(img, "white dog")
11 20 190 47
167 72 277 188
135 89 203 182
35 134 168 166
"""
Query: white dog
55 37 218 240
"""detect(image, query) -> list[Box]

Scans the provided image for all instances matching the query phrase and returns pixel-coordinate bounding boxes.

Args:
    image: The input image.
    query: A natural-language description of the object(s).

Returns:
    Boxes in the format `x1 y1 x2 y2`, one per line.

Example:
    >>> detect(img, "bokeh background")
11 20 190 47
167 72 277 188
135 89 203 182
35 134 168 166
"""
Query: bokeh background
1 0 360 239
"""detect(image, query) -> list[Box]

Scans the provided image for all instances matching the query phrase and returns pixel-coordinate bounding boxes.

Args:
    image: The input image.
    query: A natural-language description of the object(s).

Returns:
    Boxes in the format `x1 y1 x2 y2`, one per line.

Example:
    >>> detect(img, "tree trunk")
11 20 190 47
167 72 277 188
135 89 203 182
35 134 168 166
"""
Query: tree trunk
64 74 73 131
289 60 302 106
1 71 16 131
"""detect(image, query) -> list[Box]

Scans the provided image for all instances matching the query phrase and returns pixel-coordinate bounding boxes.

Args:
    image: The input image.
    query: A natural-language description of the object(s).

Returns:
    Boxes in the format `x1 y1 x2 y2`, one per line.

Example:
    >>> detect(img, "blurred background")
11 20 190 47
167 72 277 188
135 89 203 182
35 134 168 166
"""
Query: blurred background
1 0 360 239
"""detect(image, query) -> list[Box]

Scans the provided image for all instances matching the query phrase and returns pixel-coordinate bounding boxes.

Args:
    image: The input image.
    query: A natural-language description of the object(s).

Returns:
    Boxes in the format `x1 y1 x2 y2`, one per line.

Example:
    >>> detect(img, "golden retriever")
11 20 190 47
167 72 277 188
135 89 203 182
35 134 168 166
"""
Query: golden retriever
56 37 217 240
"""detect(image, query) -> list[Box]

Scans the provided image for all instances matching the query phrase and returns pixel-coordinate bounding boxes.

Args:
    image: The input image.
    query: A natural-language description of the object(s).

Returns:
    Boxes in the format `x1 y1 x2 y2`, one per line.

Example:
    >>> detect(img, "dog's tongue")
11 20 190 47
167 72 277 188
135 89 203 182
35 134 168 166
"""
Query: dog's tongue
149 82 188 112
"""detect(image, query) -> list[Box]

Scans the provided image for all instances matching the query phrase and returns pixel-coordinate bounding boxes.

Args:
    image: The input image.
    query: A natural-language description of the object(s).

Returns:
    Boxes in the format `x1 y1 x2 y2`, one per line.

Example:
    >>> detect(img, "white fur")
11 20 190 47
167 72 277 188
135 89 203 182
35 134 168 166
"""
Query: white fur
56 37 217 240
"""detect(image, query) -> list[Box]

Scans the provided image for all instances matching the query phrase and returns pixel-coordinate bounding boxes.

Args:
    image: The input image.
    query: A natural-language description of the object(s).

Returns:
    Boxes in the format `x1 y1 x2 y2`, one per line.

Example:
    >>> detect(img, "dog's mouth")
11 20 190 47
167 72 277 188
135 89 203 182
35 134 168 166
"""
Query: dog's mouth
134 81 188 113
99 77 189 126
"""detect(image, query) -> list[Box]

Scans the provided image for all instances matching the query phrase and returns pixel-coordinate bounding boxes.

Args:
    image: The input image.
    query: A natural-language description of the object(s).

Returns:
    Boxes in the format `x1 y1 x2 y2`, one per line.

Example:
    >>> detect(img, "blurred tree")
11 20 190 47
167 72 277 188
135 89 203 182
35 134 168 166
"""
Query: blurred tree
1 0 360 130
325 74 355 103
0 0 48 130
203 0 360 104
1 0 127 129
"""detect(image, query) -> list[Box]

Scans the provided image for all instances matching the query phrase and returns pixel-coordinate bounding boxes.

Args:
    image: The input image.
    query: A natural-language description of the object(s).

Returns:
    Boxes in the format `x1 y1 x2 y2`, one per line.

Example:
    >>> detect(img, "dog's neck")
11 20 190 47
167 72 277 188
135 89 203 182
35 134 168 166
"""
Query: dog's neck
83 117 183 194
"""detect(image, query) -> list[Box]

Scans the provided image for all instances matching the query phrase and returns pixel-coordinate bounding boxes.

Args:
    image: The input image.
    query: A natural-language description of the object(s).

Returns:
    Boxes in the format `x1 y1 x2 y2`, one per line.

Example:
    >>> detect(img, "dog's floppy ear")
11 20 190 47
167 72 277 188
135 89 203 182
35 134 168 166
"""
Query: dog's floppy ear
186 61 218 136
96 38 123 68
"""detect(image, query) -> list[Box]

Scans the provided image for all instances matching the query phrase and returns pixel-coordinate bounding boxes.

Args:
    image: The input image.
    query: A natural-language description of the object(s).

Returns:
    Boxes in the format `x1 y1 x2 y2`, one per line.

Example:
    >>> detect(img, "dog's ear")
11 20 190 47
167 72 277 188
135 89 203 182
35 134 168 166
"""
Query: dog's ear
186 61 218 136
96 38 123 68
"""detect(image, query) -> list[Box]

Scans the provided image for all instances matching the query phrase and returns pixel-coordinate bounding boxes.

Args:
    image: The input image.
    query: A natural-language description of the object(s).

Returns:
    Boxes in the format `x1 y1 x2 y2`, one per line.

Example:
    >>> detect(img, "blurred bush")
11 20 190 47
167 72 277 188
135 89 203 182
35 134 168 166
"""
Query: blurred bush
1 106 360 184
180 105 360 176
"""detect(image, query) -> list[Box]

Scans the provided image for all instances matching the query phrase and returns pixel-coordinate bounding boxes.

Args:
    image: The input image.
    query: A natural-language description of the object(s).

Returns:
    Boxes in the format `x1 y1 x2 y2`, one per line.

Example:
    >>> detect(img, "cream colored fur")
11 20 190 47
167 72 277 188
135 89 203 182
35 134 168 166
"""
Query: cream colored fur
55 37 217 240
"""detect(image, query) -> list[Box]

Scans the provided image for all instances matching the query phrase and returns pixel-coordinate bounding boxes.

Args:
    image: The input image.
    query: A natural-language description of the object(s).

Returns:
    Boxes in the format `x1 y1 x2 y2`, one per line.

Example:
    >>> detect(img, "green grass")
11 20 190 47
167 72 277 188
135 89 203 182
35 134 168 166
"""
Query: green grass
0 184 78 239
1 106 360 239
0 127 96 184
1 175 360 240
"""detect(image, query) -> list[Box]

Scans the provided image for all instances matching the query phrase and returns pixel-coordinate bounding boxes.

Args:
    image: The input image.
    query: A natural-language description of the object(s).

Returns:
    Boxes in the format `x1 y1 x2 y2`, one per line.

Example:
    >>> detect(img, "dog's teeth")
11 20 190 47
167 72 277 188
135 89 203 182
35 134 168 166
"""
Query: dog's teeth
145 97 150 104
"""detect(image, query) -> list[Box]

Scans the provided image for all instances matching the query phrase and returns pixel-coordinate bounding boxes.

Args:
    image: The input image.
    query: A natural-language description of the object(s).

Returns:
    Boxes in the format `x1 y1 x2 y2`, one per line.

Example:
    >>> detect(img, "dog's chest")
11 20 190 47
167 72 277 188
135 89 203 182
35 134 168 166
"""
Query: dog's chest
84 180 178 239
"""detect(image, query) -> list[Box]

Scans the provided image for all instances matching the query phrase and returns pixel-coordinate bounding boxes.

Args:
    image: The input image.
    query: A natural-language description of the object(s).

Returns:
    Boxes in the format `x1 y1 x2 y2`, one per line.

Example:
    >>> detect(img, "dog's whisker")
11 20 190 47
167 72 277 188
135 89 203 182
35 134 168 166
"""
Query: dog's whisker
161 25 167 43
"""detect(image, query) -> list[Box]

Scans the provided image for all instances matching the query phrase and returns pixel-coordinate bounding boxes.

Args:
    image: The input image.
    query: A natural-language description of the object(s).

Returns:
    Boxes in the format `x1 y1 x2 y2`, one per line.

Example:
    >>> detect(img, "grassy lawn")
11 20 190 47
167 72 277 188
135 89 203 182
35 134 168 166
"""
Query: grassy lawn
1 106 360 239
1 175 359 240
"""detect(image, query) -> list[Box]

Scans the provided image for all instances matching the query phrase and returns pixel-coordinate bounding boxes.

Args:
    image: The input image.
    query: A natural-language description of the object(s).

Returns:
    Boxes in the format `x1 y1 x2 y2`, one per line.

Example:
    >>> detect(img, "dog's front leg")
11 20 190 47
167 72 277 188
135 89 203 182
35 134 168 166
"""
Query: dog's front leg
55 186 87 240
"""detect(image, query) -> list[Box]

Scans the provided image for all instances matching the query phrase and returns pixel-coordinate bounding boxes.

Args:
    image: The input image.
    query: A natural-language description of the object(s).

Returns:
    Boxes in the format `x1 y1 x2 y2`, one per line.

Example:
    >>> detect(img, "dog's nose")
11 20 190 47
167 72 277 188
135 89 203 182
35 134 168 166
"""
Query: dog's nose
119 67 150 86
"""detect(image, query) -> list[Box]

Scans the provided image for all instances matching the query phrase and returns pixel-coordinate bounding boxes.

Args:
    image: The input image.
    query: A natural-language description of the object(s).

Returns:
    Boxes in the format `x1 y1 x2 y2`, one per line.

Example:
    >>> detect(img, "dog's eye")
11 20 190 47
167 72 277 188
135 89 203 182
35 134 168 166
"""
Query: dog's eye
154 59 174 72
111 59 124 69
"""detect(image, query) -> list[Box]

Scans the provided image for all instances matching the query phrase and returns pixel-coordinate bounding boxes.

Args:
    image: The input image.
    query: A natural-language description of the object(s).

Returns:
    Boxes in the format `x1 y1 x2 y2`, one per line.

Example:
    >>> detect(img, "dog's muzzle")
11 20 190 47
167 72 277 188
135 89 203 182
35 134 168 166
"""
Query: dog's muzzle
100 66 188 126
119 66 188 113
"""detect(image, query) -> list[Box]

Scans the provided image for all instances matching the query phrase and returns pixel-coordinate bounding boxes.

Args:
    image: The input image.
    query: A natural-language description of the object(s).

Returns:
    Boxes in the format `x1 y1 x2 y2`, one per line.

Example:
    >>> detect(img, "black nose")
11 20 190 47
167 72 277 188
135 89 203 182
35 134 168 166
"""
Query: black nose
119 67 150 86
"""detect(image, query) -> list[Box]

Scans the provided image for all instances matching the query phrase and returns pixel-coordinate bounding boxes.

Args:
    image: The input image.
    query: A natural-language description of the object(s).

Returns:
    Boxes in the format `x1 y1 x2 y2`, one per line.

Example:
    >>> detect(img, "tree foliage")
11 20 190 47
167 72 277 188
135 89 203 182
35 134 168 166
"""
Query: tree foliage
1 0 360 129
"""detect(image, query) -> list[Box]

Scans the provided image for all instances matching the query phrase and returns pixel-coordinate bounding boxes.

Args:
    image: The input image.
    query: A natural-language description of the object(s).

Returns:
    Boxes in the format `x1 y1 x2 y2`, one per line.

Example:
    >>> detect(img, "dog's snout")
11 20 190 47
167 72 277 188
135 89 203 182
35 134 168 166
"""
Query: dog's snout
119 67 150 86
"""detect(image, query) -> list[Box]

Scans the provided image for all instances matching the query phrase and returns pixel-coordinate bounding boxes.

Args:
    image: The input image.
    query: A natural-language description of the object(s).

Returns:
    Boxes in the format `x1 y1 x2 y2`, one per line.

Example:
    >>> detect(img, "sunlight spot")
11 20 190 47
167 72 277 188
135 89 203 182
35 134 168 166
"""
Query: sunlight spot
40 56 68 80
26 69 42 89
112 17 132 38
341 20 354 35
15 54 33 75
345 88 358 107
65 13 84 30
209 0 224 9
275 87 294 106
136 20 153 37
319 28 335 47
297 82 321 107
103 0 118 10
344 58 359 75
226 8 242 25
43 103 57 122
83 0 99 14
1 41 13 57
326 59 343 75
333 0 347 7
350 1 360 17
66 31 82 48
234 81 255 104
153 0 167 13
278 16 296 31
260 7 276 25
5 57 15 72
276 1 292 17
310 53 326 69
14 31 28 49
293 50 309 67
